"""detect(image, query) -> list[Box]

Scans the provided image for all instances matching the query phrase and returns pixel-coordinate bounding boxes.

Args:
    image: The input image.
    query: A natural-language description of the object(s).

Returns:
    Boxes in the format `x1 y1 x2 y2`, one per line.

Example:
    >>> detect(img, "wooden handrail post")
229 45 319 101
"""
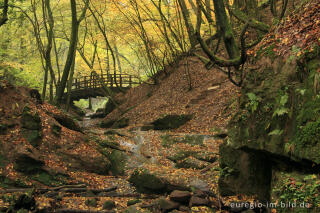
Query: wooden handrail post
129 76 132 87
120 74 122 87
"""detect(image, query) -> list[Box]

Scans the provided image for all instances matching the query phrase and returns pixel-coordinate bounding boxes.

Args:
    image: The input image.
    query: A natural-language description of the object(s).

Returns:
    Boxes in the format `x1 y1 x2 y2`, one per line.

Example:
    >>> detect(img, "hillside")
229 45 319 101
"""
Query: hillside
103 55 239 134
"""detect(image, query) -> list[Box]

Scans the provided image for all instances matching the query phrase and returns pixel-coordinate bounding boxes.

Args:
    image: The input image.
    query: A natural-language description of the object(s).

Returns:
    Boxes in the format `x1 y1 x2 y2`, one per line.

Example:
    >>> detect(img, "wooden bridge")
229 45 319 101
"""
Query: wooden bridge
64 72 141 101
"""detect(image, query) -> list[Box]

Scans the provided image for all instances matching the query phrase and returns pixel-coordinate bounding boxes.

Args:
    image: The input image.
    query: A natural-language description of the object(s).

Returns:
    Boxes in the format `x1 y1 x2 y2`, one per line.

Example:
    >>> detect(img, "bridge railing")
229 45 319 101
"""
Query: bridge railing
72 73 141 90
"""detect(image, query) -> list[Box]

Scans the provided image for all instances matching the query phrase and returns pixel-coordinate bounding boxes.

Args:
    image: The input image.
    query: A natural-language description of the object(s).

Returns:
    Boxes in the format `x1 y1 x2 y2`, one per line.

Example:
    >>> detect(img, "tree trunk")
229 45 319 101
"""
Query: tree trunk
177 0 197 48
55 0 88 104
0 0 9 27
212 0 239 60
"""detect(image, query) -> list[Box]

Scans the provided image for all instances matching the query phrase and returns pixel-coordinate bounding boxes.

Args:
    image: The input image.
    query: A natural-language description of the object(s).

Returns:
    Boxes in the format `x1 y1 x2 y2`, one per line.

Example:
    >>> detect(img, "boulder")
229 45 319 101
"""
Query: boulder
100 119 116 128
169 190 191 203
157 198 180 212
21 129 41 147
127 199 142 206
112 117 129 129
128 168 168 194
85 198 98 207
49 111 81 132
103 200 116 210
21 106 41 130
189 196 209 207
218 143 271 202
14 154 45 174
151 114 192 130
175 157 209 170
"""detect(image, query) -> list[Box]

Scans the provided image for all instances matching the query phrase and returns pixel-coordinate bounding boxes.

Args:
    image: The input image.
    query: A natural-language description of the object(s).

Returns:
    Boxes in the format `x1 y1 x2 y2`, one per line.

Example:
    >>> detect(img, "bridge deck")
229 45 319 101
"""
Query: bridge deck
72 73 140 91
65 73 140 101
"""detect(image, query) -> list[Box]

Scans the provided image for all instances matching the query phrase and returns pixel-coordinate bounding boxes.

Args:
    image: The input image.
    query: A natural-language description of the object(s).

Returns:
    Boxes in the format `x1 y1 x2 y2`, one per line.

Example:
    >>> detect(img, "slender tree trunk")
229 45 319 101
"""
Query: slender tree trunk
55 0 87 104
42 66 49 100
66 53 76 111
177 0 197 48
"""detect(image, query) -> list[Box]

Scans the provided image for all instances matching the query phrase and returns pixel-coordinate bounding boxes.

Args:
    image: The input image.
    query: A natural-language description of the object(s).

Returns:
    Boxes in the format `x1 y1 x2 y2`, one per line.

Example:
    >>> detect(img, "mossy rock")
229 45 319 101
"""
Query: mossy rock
31 172 67 186
194 152 217 163
167 150 198 162
112 118 129 129
182 135 204 146
52 124 62 136
100 119 116 128
0 176 28 188
21 106 41 130
108 150 127 176
21 129 41 147
14 154 44 174
51 112 81 132
151 114 192 130
127 199 142 206
175 157 209 169
104 129 125 137
98 139 120 150
161 135 204 148
128 168 168 194
103 200 116 210
121 206 143 213
85 198 98 207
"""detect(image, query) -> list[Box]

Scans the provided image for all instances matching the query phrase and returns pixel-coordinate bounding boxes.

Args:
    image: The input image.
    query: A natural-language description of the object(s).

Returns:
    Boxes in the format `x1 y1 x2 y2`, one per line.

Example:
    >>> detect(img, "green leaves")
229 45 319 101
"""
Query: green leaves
268 129 283 136
246 92 261 113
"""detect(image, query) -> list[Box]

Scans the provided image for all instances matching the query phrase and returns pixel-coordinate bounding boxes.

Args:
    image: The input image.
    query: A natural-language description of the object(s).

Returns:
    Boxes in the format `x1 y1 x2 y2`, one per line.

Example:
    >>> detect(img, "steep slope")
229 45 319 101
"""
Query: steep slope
103 55 239 134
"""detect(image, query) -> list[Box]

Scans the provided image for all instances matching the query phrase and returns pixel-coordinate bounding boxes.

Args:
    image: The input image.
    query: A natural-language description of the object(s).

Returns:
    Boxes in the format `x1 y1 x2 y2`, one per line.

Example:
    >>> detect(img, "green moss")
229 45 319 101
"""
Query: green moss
98 139 120 150
21 129 41 147
0 176 28 188
52 124 62 136
108 150 127 176
161 135 178 148
31 172 66 186
183 135 204 146
272 172 320 212
103 200 116 210
85 198 98 207
256 43 277 60
127 199 141 206
167 150 197 162
21 106 41 130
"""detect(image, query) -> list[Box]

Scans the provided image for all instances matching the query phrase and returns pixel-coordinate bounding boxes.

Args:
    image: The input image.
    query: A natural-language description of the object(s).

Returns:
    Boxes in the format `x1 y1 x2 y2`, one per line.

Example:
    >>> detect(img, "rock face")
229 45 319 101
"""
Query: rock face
169 190 191 203
219 41 320 202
